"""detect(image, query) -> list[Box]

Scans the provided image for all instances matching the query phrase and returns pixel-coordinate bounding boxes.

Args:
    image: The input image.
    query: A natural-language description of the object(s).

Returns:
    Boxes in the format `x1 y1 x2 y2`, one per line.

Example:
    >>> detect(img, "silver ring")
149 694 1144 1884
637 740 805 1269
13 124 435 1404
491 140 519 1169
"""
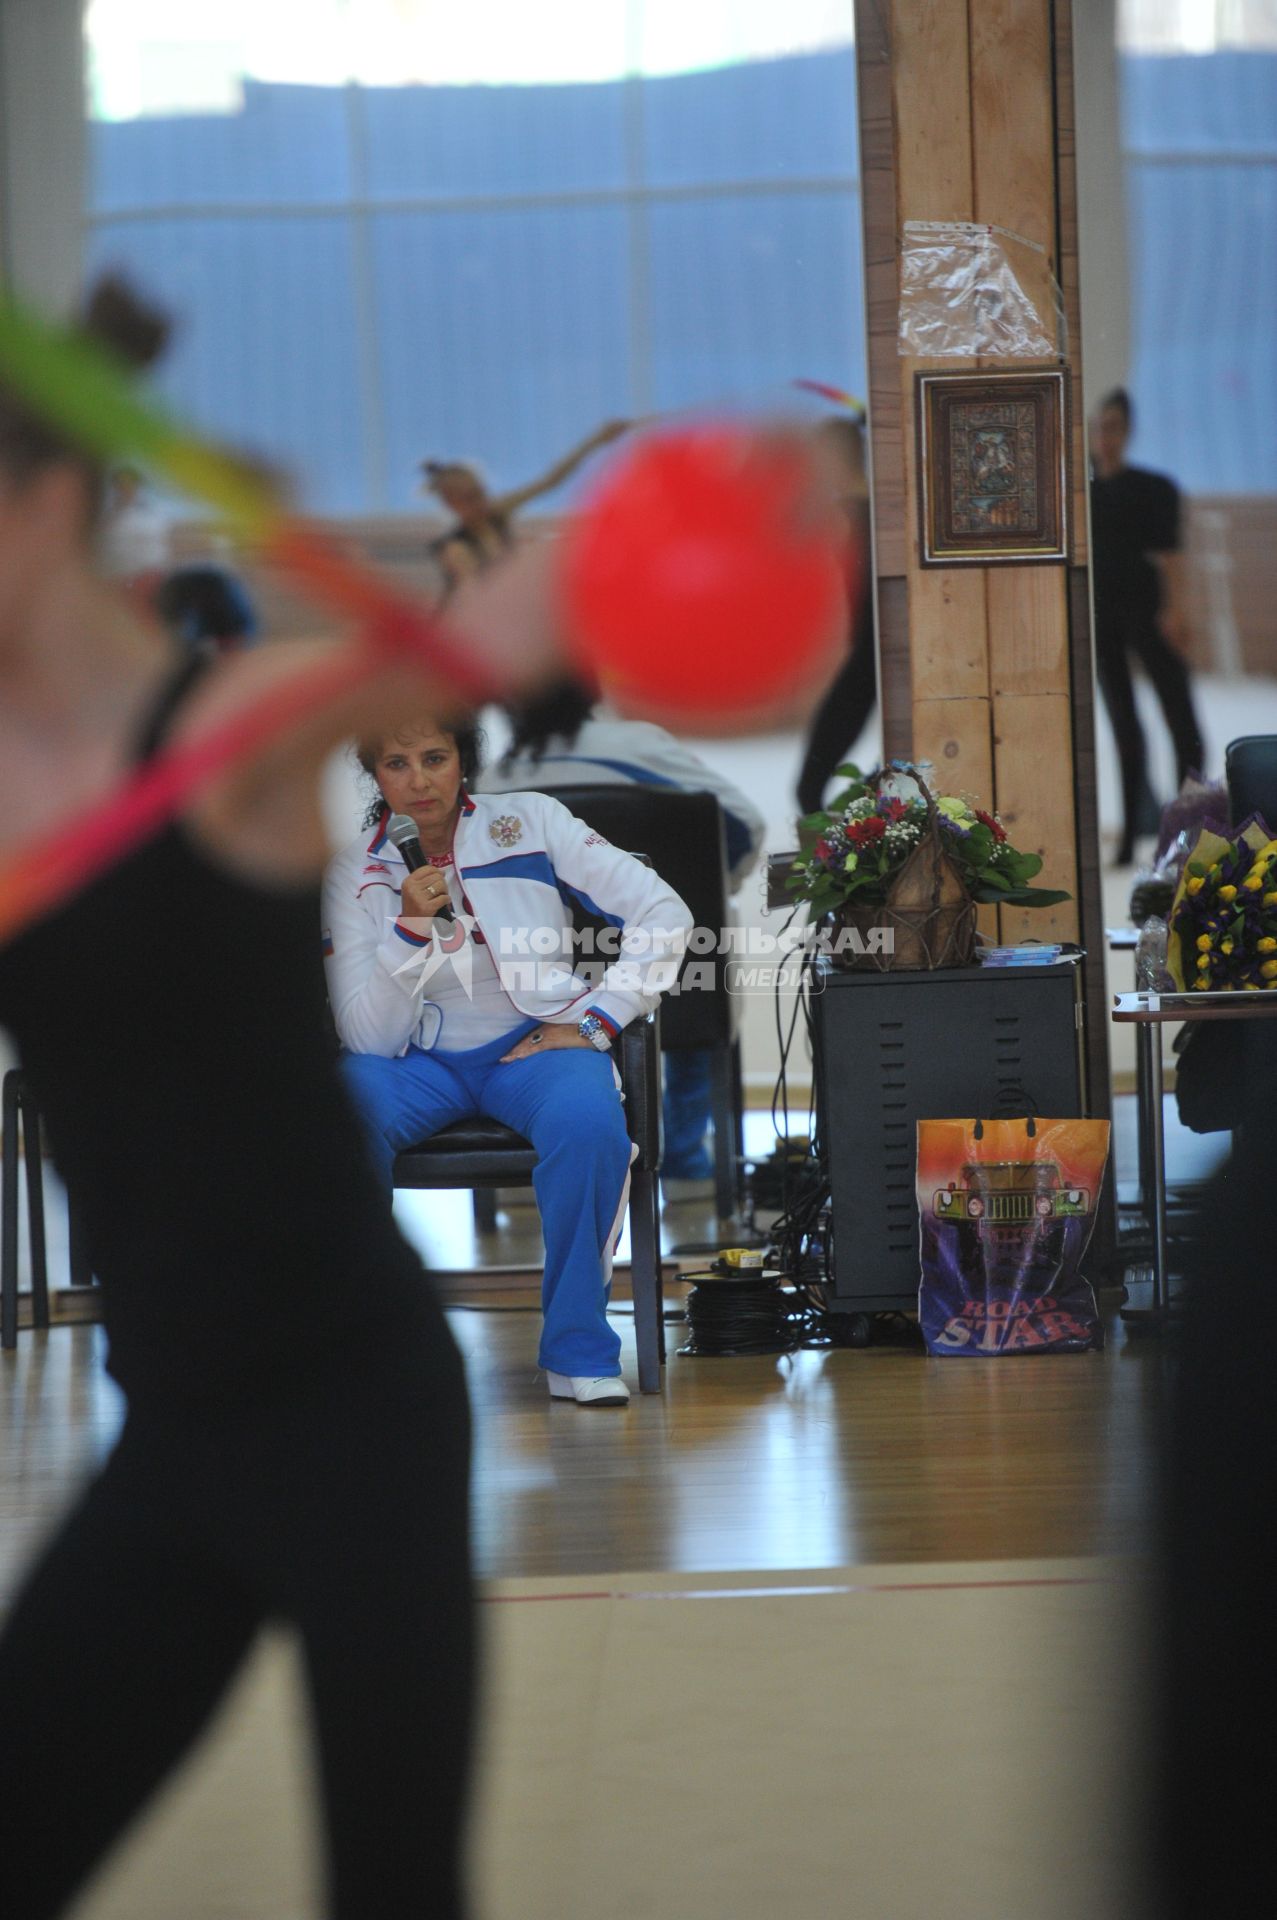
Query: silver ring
530 1031 542 1045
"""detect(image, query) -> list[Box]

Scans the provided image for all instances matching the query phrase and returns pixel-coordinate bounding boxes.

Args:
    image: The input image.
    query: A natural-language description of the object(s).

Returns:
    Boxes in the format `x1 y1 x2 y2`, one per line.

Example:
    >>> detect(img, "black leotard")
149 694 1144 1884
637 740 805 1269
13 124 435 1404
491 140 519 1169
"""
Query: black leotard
0 657 438 1407
0 658 475 1919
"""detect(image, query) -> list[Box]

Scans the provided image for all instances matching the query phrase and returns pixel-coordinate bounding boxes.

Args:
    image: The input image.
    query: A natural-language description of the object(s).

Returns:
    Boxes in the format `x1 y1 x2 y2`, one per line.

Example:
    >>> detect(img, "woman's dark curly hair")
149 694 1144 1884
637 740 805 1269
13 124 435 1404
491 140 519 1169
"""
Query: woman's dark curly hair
498 676 596 770
355 717 485 829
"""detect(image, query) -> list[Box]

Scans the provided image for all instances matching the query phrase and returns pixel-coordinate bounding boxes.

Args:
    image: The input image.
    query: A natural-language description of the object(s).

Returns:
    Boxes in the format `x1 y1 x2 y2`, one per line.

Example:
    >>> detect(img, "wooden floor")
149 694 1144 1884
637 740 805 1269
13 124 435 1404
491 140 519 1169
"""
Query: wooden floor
1 1093 1209 1597
467 1300 1170 1575
67 1562 1139 1920
0 1109 1180 1920
0 1294 1170 1601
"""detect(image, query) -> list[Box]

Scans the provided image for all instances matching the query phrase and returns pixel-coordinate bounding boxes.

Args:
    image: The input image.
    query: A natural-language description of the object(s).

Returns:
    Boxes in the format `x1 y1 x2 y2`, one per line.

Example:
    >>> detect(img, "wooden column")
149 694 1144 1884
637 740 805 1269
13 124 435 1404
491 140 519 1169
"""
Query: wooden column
855 0 1109 1124
0 0 86 311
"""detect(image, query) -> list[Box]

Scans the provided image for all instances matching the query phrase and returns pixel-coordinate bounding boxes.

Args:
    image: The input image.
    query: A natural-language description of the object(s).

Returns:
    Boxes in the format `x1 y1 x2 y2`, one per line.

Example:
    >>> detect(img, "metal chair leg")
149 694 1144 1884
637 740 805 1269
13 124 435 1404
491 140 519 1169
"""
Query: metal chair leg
472 1188 499 1235
69 1192 93 1291
709 1049 739 1221
22 1089 49 1330
731 1037 746 1165
629 1163 663 1393
2 1071 19 1350
657 1252 667 1365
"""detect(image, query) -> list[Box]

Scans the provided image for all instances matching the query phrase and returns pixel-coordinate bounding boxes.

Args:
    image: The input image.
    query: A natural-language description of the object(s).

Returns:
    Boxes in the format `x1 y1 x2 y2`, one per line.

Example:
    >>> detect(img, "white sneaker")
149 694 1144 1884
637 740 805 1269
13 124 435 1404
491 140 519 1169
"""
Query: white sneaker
546 1371 631 1407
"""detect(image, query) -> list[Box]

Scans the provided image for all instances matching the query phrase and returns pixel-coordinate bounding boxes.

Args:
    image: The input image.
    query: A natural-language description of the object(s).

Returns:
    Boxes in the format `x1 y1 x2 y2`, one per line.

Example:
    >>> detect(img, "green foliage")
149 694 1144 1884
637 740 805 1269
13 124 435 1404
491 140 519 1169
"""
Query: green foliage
787 763 1070 915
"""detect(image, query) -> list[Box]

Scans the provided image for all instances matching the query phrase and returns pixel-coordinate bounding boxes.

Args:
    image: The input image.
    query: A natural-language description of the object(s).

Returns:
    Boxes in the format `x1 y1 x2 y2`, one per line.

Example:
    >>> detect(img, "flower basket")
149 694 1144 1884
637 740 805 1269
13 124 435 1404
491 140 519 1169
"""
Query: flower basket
788 761 1069 971
833 806 977 972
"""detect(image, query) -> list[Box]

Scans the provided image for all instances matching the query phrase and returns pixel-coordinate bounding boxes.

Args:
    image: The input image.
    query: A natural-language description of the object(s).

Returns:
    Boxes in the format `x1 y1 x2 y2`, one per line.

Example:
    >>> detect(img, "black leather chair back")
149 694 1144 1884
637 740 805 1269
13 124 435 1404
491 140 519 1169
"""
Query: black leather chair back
533 784 733 1052
1226 736 1277 830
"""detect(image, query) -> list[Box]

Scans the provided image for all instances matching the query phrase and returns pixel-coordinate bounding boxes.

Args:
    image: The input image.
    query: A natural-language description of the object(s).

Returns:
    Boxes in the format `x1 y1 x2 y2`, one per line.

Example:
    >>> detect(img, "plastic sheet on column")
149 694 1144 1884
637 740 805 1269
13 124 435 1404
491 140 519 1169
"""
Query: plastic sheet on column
898 221 1066 360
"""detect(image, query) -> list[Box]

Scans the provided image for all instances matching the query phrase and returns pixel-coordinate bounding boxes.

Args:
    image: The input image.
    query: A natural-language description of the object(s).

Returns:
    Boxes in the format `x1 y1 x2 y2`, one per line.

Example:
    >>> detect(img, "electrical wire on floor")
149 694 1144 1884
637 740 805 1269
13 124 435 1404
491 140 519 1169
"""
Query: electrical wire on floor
724 918 922 1353
677 1258 920 1357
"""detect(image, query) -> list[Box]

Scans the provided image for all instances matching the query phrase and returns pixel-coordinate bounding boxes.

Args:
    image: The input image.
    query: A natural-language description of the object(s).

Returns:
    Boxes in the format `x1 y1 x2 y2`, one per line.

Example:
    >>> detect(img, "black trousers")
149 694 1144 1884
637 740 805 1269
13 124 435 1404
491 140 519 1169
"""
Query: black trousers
0 1334 475 1919
1095 608 1205 858
796 637 878 818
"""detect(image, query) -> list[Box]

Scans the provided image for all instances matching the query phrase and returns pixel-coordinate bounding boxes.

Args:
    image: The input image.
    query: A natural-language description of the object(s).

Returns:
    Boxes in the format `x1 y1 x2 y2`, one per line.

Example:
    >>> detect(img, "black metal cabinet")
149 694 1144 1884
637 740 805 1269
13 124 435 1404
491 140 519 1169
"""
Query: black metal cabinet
810 957 1086 1311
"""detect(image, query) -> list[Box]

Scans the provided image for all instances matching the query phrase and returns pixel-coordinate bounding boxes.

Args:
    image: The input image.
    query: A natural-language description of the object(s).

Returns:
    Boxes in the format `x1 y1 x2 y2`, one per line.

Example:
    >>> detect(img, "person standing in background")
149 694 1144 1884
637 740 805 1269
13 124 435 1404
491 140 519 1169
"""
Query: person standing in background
1089 388 1205 868
795 413 876 819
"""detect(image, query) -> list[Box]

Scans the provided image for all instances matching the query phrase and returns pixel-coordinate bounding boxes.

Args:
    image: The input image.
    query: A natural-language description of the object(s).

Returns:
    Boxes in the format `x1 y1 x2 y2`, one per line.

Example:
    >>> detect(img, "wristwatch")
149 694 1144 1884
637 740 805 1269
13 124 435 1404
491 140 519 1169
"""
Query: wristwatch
578 1012 613 1052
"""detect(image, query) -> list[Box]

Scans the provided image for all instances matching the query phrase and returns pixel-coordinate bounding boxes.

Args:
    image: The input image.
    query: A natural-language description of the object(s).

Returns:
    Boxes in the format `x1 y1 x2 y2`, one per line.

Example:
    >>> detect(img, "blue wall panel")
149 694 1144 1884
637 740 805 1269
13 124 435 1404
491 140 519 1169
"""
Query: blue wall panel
83 51 1274 511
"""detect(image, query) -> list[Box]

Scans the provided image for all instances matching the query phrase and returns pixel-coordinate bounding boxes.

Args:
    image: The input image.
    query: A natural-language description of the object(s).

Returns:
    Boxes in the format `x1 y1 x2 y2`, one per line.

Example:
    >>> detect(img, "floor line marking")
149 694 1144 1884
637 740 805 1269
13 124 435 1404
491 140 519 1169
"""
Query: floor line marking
482 1574 1113 1605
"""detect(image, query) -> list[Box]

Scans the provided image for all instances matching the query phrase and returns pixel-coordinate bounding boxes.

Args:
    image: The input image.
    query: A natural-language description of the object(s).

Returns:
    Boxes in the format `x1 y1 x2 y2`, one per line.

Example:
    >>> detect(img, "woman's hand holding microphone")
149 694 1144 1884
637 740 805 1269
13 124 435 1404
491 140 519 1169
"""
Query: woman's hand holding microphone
400 866 453 921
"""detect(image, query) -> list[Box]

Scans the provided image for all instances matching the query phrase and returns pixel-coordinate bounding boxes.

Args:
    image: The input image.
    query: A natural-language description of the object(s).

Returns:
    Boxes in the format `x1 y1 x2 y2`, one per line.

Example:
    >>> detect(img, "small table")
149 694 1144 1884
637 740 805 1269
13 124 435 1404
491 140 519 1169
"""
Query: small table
1111 988 1277 1322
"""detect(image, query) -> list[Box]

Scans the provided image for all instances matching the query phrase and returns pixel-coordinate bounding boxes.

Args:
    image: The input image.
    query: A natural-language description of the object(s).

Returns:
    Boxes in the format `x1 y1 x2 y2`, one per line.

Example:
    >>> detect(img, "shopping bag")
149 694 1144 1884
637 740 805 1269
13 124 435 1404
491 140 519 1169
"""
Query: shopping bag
916 1115 1109 1355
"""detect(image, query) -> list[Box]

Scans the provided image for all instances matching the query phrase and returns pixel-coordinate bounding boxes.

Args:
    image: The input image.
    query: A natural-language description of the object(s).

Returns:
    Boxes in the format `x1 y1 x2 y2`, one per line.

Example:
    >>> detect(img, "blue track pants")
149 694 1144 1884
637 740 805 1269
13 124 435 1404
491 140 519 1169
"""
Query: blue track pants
661 1048 714 1179
341 1025 634 1377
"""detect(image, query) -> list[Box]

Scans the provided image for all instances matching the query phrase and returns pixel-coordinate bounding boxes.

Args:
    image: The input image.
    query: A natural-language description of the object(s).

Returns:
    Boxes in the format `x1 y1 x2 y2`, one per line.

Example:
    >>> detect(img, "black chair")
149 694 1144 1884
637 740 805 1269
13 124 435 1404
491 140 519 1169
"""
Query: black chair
391 1011 666 1392
1225 736 1277 829
533 785 745 1222
2 1070 50 1348
2 1071 100 1349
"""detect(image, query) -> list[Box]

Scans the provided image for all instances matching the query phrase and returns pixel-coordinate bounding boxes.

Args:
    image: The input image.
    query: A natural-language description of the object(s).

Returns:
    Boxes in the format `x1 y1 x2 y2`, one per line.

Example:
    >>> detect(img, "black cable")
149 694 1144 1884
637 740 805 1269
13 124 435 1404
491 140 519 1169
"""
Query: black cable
678 1269 913 1356
678 1273 794 1357
765 906 822 1229
753 935 921 1351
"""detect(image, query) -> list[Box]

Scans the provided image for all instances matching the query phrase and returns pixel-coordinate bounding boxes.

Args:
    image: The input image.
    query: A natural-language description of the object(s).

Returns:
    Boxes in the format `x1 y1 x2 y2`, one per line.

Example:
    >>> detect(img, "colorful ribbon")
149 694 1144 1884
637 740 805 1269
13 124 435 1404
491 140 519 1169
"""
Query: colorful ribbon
0 298 510 947
792 378 866 414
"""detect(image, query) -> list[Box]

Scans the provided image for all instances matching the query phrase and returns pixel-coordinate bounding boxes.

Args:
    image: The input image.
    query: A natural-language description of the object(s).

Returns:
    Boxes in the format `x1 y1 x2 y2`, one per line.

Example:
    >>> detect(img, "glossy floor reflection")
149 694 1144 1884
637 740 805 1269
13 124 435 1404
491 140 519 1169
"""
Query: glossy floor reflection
0 1292 1167 1595
0 1112 1166 1920
2 1101 1192 1587
459 1304 1167 1576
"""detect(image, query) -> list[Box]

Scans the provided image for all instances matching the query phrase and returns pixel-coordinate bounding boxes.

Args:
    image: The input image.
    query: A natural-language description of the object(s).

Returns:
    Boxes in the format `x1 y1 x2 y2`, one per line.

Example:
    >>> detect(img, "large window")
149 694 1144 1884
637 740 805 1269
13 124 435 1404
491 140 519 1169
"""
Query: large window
84 2 863 515
1119 1 1277 492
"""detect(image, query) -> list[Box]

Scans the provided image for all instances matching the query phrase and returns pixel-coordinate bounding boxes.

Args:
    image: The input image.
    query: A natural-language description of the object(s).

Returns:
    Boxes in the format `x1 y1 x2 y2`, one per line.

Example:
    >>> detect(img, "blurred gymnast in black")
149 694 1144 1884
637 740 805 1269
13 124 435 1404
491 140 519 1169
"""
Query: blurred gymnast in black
1147 1086 1276 1918
0 280 550 1918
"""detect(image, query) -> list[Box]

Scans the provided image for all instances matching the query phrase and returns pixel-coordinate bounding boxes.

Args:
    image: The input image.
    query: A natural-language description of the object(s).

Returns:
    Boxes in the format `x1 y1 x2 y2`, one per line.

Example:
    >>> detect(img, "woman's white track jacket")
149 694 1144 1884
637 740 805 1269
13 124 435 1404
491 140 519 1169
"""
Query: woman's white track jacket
475 712 766 891
322 791 693 1057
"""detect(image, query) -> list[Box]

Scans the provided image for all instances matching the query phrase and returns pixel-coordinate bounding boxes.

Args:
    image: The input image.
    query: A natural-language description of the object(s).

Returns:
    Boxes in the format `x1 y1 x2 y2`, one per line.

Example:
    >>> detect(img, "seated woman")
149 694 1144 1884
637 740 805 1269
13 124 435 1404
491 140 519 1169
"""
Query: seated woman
477 677 766 1188
324 715 691 1405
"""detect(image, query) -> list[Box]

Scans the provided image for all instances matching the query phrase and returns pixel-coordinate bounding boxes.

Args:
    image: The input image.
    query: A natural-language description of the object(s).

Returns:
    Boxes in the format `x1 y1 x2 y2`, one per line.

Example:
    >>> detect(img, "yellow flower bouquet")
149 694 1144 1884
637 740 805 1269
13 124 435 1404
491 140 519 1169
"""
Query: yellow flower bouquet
1167 817 1277 991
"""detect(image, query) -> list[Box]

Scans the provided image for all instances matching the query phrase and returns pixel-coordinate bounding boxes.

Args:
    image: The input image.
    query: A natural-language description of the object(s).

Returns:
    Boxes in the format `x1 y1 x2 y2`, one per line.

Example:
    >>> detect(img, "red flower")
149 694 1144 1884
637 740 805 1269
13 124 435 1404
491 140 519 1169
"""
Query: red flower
975 807 1007 843
879 797 908 823
813 838 833 862
848 815 886 846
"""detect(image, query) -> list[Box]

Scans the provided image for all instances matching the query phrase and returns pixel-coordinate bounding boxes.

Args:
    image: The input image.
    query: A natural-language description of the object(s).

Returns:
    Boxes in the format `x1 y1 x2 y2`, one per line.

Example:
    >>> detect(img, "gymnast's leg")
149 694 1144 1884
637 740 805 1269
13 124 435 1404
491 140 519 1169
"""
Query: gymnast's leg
0 1420 261 1918
266 1357 477 1919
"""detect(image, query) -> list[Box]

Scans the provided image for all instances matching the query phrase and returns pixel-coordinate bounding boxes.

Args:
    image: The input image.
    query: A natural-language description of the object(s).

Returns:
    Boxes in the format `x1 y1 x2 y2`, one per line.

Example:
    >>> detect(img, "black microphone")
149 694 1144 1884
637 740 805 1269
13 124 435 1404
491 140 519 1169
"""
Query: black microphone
386 813 454 929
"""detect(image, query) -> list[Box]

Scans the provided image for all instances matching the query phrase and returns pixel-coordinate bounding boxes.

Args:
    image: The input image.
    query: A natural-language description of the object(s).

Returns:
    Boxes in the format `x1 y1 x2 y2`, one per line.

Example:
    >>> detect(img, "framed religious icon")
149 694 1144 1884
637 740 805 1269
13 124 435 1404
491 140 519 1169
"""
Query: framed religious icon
915 370 1069 566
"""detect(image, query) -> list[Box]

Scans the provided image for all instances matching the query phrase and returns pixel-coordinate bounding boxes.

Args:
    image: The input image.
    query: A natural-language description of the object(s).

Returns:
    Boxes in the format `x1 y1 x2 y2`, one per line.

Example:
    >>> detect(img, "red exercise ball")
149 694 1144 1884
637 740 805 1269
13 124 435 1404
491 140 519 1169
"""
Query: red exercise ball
559 425 853 727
